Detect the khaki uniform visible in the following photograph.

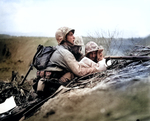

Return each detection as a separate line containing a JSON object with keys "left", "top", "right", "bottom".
{"left": 36, "top": 28, "right": 101, "bottom": 97}
{"left": 79, "top": 57, "right": 107, "bottom": 72}
{"left": 50, "top": 44, "right": 98, "bottom": 77}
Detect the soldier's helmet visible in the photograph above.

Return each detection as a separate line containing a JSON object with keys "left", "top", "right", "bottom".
{"left": 85, "top": 41, "right": 103, "bottom": 56}
{"left": 55, "top": 27, "right": 75, "bottom": 45}
{"left": 74, "top": 36, "right": 84, "bottom": 46}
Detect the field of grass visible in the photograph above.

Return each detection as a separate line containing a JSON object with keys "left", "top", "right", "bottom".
{"left": 0, "top": 35, "right": 57, "bottom": 81}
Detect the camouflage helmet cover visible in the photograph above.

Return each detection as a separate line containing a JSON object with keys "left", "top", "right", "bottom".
{"left": 55, "top": 27, "right": 75, "bottom": 44}
{"left": 85, "top": 41, "right": 103, "bottom": 55}
{"left": 74, "top": 36, "right": 84, "bottom": 46}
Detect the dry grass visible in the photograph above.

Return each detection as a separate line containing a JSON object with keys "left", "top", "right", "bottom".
{"left": 0, "top": 36, "right": 57, "bottom": 81}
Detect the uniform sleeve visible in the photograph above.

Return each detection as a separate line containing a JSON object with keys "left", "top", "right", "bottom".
{"left": 79, "top": 57, "right": 97, "bottom": 67}
{"left": 97, "top": 59, "right": 107, "bottom": 71}
{"left": 80, "top": 57, "right": 107, "bottom": 72}
{"left": 63, "top": 51, "right": 98, "bottom": 77}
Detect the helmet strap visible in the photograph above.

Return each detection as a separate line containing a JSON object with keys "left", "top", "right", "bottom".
{"left": 66, "top": 40, "right": 74, "bottom": 47}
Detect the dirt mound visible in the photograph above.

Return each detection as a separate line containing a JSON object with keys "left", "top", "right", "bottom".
{"left": 25, "top": 80, "right": 150, "bottom": 121}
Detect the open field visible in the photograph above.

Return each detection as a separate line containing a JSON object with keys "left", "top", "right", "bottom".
{"left": 0, "top": 35, "right": 57, "bottom": 81}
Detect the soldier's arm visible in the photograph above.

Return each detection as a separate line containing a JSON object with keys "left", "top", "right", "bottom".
{"left": 64, "top": 51, "right": 97, "bottom": 77}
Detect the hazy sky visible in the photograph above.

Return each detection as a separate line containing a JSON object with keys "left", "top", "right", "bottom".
{"left": 0, "top": 0, "right": 150, "bottom": 38}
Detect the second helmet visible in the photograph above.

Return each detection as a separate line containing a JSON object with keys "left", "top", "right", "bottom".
{"left": 85, "top": 41, "right": 103, "bottom": 55}
{"left": 74, "top": 36, "right": 84, "bottom": 46}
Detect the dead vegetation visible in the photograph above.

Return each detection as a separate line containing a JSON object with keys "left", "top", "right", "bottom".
{"left": 0, "top": 35, "right": 57, "bottom": 81}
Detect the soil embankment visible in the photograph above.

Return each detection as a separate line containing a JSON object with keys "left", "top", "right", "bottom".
{"left": 25, "top": 80, "right": 150, "bottom": 121}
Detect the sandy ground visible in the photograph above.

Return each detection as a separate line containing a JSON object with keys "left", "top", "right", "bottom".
{"left": 24, "top": 78, "right": 150, "bottom": 121}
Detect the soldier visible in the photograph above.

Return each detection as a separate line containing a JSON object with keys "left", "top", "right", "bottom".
{"left": 79, "top": 41, "right": 110, "bottom": 72}
{"left": 36, "top": 27, "right": 99, "bottom": 98}
{"left": 71, "top": 36, "right": 84, "bottom": 61}
{"left": 85, "top": 41, "right": 104, "bottom": 62}
{"left": 51, "top": 27, "right": 98, "bottom": 77}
